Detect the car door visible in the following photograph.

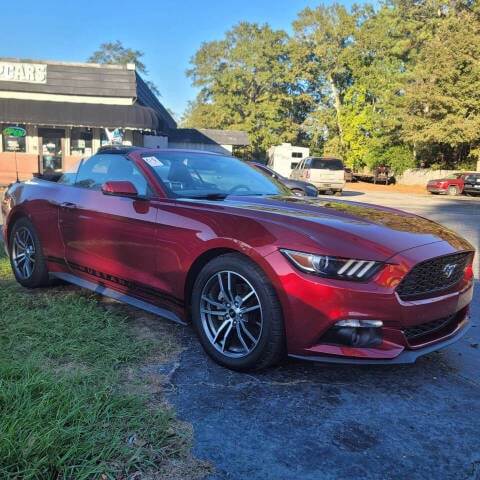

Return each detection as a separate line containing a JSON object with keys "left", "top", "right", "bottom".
{"left": 58, "top": 153, "right": 161, "bottom": 296}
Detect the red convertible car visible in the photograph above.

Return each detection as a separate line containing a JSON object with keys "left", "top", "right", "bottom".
{"left": 1, "top": 147, "right": 474, "bottom": 371}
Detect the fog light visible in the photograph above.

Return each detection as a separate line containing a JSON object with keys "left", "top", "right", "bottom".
{"left": 321, "top": 319, "right": 383, "bottom": 347}
{"left": 335, "top": 319, "right": 383, "bottom": 328}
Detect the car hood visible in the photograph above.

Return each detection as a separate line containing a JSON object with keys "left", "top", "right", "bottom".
{"left": 214, "top": 195, "right": 473, "bottom": 260}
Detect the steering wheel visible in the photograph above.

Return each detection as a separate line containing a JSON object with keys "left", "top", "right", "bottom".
{"left": 229, "top": 184, "right": 252, "bottom": 194}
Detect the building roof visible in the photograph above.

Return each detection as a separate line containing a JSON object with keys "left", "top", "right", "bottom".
{"left": 0, "top": 58, "right": 176, "bottom": 131}
{"left": 0, "top": 58, "right": 137, "bottom": 98}
{"left": 168, "top": 128, "right": 250, "bottom": 146}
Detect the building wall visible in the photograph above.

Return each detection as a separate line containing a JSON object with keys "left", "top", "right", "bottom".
{"left": 167, "top": 141, "right": 232, "bottom": 155}
{"left": 0, "top": 153, "right": 37, "bottom": 184}
{"left": 143, "top": 135, "right": 168, "bottom": 149}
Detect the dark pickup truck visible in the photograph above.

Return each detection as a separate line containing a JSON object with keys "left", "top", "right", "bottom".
{"left": 462, "top": 172, "right": 480, "bottom": 196}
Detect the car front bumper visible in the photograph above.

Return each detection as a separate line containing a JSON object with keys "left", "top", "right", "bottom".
{"left": 289, "top": 315, "right": 471, "bottom": 364}
{"left": 427, "top": 187, "right": 448, "bottom": 194}
{"left": 267, "top": 249, "right": 474, "bottom": 364}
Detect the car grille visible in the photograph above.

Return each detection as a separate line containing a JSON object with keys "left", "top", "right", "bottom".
{"left": 403, "top": 314, "right": 456, "bottom": 341}
{"left": 396, "top": 252, "right": 471, "bottom": 300}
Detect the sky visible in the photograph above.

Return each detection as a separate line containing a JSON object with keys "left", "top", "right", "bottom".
{"left": 1, "top": 0, "right": 361, "bottom": 122}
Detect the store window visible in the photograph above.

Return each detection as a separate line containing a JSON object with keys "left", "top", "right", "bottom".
{"left": 70, "top": 127, "right": 93, "bottom": 156}
{"left": 2, "top": 124, "right": 26, "bottom": 152}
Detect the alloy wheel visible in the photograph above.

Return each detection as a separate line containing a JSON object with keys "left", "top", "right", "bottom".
{"left": 199, "top": 270, "right": 263, "bottom": 358}
{"left": 12, "top": 226, "right": 37, "bottom": 280}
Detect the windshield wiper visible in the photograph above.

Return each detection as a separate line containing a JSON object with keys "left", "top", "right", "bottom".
{"left": 183, "top": 193, "right": 228, "bottom": 200}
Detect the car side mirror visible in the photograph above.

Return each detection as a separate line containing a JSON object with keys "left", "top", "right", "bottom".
{"left": 102, "top": 180, "right": 139, "bottom": 198}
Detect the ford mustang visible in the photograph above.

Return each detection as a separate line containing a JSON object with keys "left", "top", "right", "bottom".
{"left": 1, "top": 147, "right": 474, "bottom": 371}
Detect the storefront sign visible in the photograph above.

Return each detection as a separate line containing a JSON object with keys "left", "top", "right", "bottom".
{"left": 3, "top": 126, "right": 26, "bottom": 137}
{"left": 0, "top": 62, "right": 47, "bottom": 84}
{"left": 2, "top": 126, "right": 26, "bottom": 153}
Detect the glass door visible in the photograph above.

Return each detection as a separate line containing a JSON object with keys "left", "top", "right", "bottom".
{"left": 38, "top": 128, "right": 65, "bottom": 174}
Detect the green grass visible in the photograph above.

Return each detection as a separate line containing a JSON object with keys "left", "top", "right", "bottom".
{"left": 0, "top": 244, "right": 184, "bottom": 479}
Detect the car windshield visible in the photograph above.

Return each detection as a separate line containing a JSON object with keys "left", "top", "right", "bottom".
{"left": 141, "top": 152, "right": 285, "bottom": 198}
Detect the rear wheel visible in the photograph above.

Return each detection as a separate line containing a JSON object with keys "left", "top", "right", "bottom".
{"left": 191, "top": 253, "right": 285, "bottom": 371}
{"left": 9, "top": 218, "right": 50, "bottom": 288}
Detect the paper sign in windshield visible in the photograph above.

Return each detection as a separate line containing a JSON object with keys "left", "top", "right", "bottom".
{"left": 143, "top": 156, "right": 164, "bottom": 167}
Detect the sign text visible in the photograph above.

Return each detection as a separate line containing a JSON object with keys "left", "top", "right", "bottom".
{"left": 0, "top": 62, "right": 47, "bottom": 84}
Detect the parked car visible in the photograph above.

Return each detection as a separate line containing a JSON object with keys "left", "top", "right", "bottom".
{"left": 462, "top": 172, "right": 480, "bottom": 196}
{"left": 426, "top": 172, "right": 470, "bottom": 195}
{"left": 290, "top": 156, "right": 345, "bottom": 195}
{"left": 247, "top": 161, "right": 318, "bottom": 197}
{"left": 2, "top": 147, "right": 474, "bottom": 371}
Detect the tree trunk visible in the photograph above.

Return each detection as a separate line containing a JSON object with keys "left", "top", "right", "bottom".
{"left": 328, "top": 74, "right": 345, "bottom": 156}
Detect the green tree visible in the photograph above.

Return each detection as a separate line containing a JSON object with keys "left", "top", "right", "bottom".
{"left": 184, "top": 22, "right": 308, "bottom": 157}
{"left": 182, "top": 1, "right": 480, "bottom": 172}
{"left": 88, "top": 40, "right": 147, "bottom": 72}
{"left": 291, "top": 4, "right": 359, "bottom": 158}
{"left": 340, "top": 3, "right": 415, "bottom": 173}
{"left": 88, "top": 40, "right": 160, "bottom": 96}
{"left": 395, "top": 0, "right": 480, "bottom": 168}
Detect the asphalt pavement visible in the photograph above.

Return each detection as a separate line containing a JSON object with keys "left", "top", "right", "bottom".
{"left": 154, "top": 188, "right": 480, "bottom": 480}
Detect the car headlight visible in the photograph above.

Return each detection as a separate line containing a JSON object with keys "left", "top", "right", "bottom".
{"left": 280, "top": 249, "right": 384, "bottom": 281}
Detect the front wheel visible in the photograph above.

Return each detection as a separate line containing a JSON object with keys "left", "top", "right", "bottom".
{"left": 191, "top": 253, "right": 285, "bottom": 371}
{"left": 447, "top": 185, "right": 459, "bottom": 196}
{"left": 9, "top": 217, "right": 50, "bottom": 288}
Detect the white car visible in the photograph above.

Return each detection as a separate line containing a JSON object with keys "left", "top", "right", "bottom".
{"left": 290, "top": 157, "right": 345, "bottom": 195}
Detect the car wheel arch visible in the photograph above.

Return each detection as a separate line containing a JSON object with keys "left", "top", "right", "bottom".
{"left": 184, "top": 246, "right": 287, "bottom": 322}
{"left": 5, "top": 211, "right": 31, "bottom": 250}
{"left": 184, "top": 247, "right": 239, "bottom": 316}
{"left": 190, "top": 251, "right": 287, "bottom": 370}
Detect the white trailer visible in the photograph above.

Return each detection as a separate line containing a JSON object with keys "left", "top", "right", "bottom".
{"left": 266, "top": 143, "right": 309, "bottom": 178}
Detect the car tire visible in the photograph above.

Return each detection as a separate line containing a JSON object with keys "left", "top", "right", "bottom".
{"left": 191, "top": 253, "right": 286, "bottom": 371}
{"left": 334, "top": 190, "right": 343, "bottom": 196}
{"left": 447, "top": 185, "right": 460, "bottom": 196}
{"left": 9, "top": 217, "right": 50, "bottom": 288}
